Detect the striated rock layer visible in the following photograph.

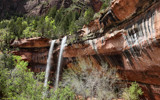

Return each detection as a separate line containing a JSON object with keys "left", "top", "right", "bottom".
{"left": 12, "top": 0, "right": 160, "bottom": 99}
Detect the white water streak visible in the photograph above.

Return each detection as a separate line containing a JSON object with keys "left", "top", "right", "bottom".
{"left": 55, "top": 36, "right": 67, "bottom": 90}
{"left": 43, "top": 40, "right": 56, "bottom": 96}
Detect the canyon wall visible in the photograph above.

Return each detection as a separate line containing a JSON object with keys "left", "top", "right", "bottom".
{"left": 12, "top": 0, "right": 160, "bottom": 99}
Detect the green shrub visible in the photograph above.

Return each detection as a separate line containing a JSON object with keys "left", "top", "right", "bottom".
{"left": 8, "top": 17, "right": 28, "bottom": 39}
{"left": 0, "top": 54, "right": 76, "bottom": 100}
{"left": 47, "top": 6, "right": 57, "bottom": 19}
{"left": 75, "top": 7, "right": 94, "bottom": 27}
{"left": 0, "top": 29, "right": 10, "bottom": 51}
{"left": 48, "top": 86, "right": 76, "bottom": 100}
{"left": 0, "top": 20, "right": 10, "bottom": 29}
{"left": 122, "top": 82, "right": 143, "bottom": 100}
{"left": 0, "top": 55, "right": 10, "bottom": 97}
{"left": 100, "top": 0, "right": 112, "bottom": 10}
{"left": 84, "top": 7, "right": 94, "bottom": 24}
{"left": 0, "top": 55, "right": 45, "bottom": 99}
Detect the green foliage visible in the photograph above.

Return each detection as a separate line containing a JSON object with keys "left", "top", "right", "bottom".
{"left": 0, "top": 53, "right": 15, "bottom": 97}
{"left": 100, "top": 0, "right": 112, "bottom": 10}
{"left": 53, "top": 8, "right": 79, "bottom": 35}
{"left": 0, "top": 53, "right": 15, "bottom": 69}
{"left": 8, "top": 17, "right": 28, "bottom": 39}
{"left": 0, "top": 55, "right": 45, "bottom": 99}
{"left": 0, "top": 20, "right": 10, "bottom": 29}
{"left": 75, "top": 7, "right": 94, "bottom": 27}
{"left": 0, "top": 3, "right": 95, "bottom": 40}
{"left": 46, "top": 6, "right": 94, "bottom": 36}
{"left": 122, "top": 82, "right": 143, "bottom": 100}
{"left": 49, "top": 86, "right": 76, "bottom": 100}
{"left": 47, "top": 6, "right": 57, "bottom": 18}
{"left": 0, "top": 54, "right": 76, "bottom": 100}
{"left": 36, "top": 16, "right": 57, "bottom": 38}
{"left": 84, "top": 7, "right": 94, "bottom": 24}
{"left": 0, "top": 20, "right": 15, "bottom": 51}
{"left": 22, "top": 17, "right": 40, "bottom": 38}
{"left": 0, "top": 58, "right": 10, "bottom": 97}
{"left": 0, "top": 29, "right": 10, "bottom": 50}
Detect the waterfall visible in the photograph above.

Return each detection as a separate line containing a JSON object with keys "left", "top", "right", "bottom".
{"left": 55, "top": 36, "right": 67, "bottom": 90}
{"left": 43, "top": 40, "right": 56, "bottom": 96}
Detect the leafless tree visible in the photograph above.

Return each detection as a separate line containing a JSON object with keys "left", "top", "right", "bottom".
{"left": 61, "top": 58, "right": 124, "bottom": 100}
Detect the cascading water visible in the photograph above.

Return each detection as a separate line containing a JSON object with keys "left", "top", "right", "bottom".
{"left": 43, "top": 40, "right": 56, "bottom": 96}
{"left": 55, "top": 36, "right": 67, "bottom": 90}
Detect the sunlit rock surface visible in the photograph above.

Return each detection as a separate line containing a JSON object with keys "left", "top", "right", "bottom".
{"left": 12, "top": 0, "right": 160, "bottom": 99}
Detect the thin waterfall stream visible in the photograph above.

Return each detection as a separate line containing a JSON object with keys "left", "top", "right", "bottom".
{"left": 43, "top": 40, "right": 56, "bottom": 96}
{"left": 55, "top": 36, "right": 67, "bottom": 90}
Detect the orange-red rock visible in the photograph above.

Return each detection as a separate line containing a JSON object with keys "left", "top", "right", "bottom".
{"left": 11, "top": 37, "right": 50, "bottom": 48}
{"left": 91, "top": 0, "right": 102, "bottom": 12}
{"left": 111, "top": 0, "right": 139, "bottom": 21}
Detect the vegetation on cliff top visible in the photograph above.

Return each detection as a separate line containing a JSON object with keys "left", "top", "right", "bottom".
{"left": 0, "top": 3, "right": 94, "bottom": 41}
